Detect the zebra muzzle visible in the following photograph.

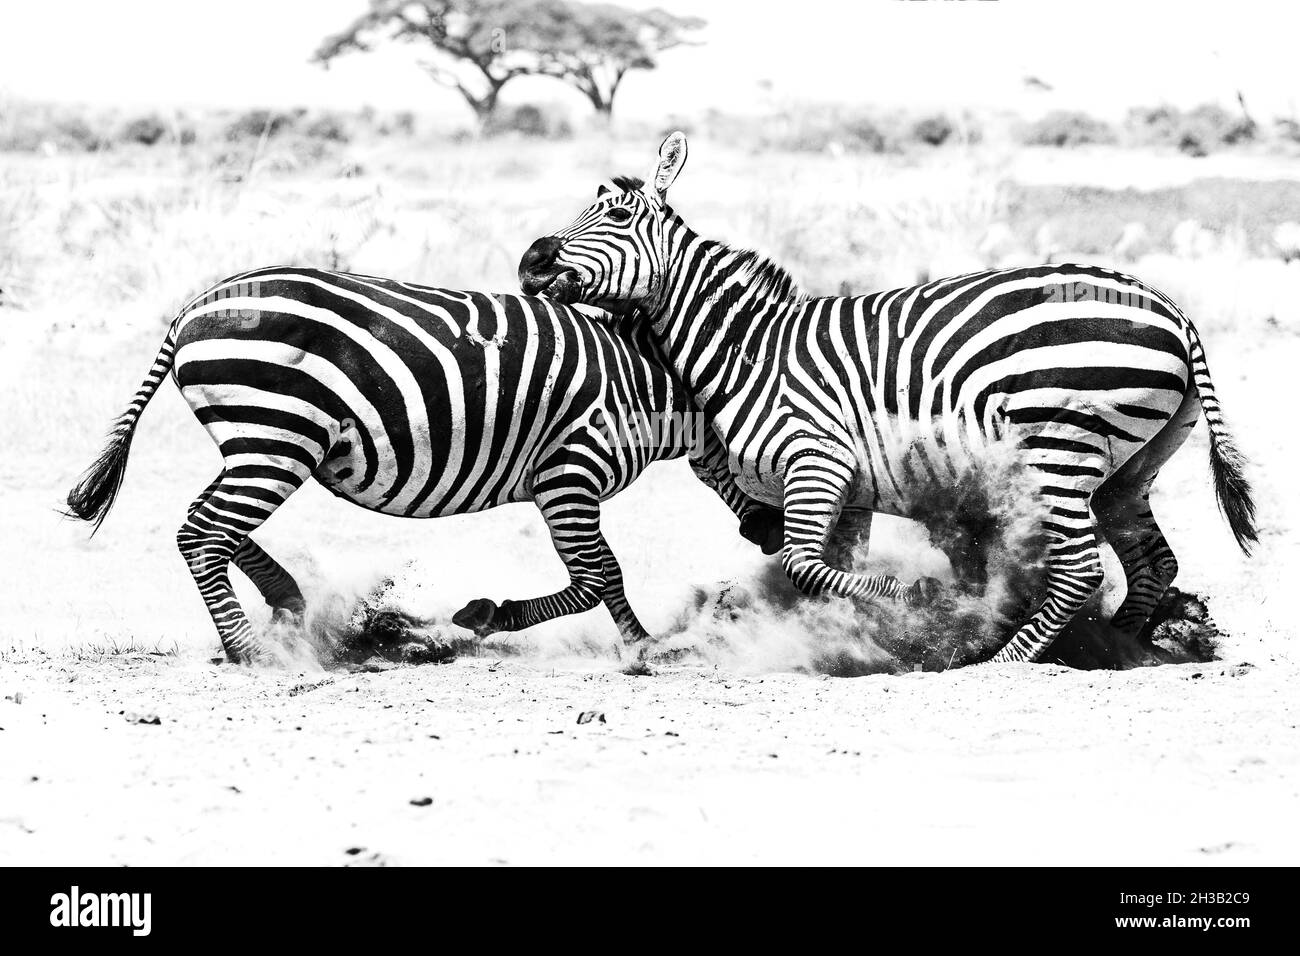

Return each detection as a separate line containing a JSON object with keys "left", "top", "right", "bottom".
{"left": 523, "top": 269, "right": 581, "bottom": 304}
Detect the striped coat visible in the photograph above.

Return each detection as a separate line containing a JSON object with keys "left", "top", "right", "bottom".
{"left": 66, "top": 266, "right": 775, "bottom": 661}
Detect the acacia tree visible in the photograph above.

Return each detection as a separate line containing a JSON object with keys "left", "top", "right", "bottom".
{"left": 533, "top": 3, "right": 705, "bottom": 118}
{"left": 314, "top": 0, "right": 564, "bottom": 123}
{"left": 315, "top": 0, "right": 704, "bottom": 123}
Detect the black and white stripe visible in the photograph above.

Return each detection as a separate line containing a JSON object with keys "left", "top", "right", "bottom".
{"left": 66, "top": 266, "right": 773, "bottom": 661}
{"left": 520, "top": 132, "right": 1258, "bottom": 664}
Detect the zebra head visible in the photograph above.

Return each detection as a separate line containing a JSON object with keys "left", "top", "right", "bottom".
{"left": 519, "top": 131, "right": 688, "bottom": 310}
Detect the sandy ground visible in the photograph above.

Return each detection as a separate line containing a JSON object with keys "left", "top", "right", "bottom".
{"left": 2, "top": 653, "right": 1296, "bottom": 866}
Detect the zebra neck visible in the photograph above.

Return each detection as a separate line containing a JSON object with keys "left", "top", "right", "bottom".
{"left": 648, "top": 231, "right": 802, "bottom": 410}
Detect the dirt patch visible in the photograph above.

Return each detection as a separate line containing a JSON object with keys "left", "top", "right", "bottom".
{"left": 1051, "top": 587, "right": 1224, "bottom": 669}
{"left": 3, "top": 653, "right": 1295, "bottom": 865}
{"left": 320, "top": 577, "right": 477, "bottom": 667}
{"left": 246, "top": 576, "right": 482, "bottom": 670}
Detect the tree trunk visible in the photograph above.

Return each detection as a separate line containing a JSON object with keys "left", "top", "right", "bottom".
{"left": 472, "top": 97, "right": 495, "bottom": 128}
{"left": 585, "top": 88, "right": 613, "bottom": 125}
{"left": 468, "top": 86, "right": 501, "bottom": 129}
{"left": 451, "top": 65, "right": 506, "bottom": 130}
{"left": 599, "top": 70, "right": 626, "bottom": 121}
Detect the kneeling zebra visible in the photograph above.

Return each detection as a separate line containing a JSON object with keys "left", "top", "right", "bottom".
{"left": 65, "top": 267, "right": 776, "bottom": 662}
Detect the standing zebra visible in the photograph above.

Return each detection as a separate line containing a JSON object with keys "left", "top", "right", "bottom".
{"left": 65, "top": 266, "right": 778, "bottom": 662}
{"left": 517, "top": 133, "right": 1257, "bottom": 664}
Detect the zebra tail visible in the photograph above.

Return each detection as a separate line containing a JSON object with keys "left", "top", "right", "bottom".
{"left": 1187, "top": 324, "right": 1258, "bottom": 555}
{"left": 64, "top": 320, "right": 180, "bottom": 533}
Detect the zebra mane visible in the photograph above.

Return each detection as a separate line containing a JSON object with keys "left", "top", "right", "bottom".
{"left": 690, "top": 244, "right": 806, "bottom": 341}
{"left": 718, "top": 246, "right": 806, "bottom": 308}
{"left": 611, "top": 175, "right": 645, "bottom": 192}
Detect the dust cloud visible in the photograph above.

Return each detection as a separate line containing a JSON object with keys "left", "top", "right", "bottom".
{"left": 254, "top": 440, "right": 1224, "bottom": 674}
{"left": 648, "top": 440, "right": 1223, "bottom": 673}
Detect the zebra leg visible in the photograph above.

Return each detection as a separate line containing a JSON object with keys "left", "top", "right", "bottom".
{"left": 1093, "top": 480, "right": 1178, "bottom": 638}
{"left": 824, "top": 509, "right": 874, "bottom": 571}
{"left": 232, "top": 541, "right": 306, "bottom": 620}
{"left": 929, "top": 511, "right": 996, "bottom": 594}
{"left": 780, "top": 453, "right": 940, "bottom": 604}
{"left": 738, "top": 505, "right": 784, "bottom": 554}
{"left": 1090, "top": 387, "right": 1197, "bottom": 639}
{"left": 178, "top": 464, "right": 309, "bottom": 662}
{"left": 985, "top": 396, "right": 1189, "bottom": 664}
{"left": 187, "top": 474, "right": 306, "bottom": 619}
{"left": 989, "top": 505, "right": 1105, "bottom": 664}
{"left": 689, "top": 433, "right": 783, "bottom": 553}
{"left": 597, "top": 533, "right": 651, "bottom": 645}
{"left": 452, "top": 482, "right": 607, "bottom": 637}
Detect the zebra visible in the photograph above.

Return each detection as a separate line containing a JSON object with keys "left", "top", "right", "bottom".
{"left": 65, "top": 266, "right": 779, "bottom": 662}
{"left": 516, "top": 132, "right": 1258, "bottom": 664}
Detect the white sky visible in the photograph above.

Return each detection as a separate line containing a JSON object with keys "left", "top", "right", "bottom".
{"left": 1, "top": 0, "right": 1297, "bottom": 121}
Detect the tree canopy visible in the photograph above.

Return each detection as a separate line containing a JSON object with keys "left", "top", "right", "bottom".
{"left": 315, "top": 0, "right": 704, "bottom": 122}
{"left": 530, "top": 2, "right": 705, "bottom": 116}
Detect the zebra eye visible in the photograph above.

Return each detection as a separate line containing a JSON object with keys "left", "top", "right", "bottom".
{"left": 607, "top": 207, "right": 633, "bottom": 224}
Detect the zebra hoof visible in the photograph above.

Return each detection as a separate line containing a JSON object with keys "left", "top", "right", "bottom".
{"left": 740, "top": 508, "right": 784, "bottom": 555}
{"left": 906, "top": 577, "right": 944, "bottom": 607}
{"left": 452, "top": 598, "right": 500, "bottom": 637}
{"left": 222, "top": 645, "right": 267, "bottom": 666}
{"left": 987, "top": 648, "right": 1029, "bottom": 665}
{"left": 980, "top": 655, "right": 1028, "bottom": 670}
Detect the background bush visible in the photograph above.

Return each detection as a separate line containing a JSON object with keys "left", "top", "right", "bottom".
{"left": 224, "top": 108, "right": 302, "bottom": 141}
{"left": 912, "top": 114, "right": 954, "bottom": 147}
{"left": 303, "top": 112, "right": 352, "bottom": 142}
{"left": 118, "top": 114, "right": 169, "bottom": 146}
{"left": 1021, "top": 110, "right": 1116, "bottom": 148}
{"left": 484, "top": 103, "right": 573, "bottom": 139}
{"left": 1126, "top": 103, "right": 1256, "bottom": 155}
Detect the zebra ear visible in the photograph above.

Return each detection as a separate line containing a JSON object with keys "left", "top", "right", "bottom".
{"left": 597, "top": 184, "right": 612, "bottom": 198}
{"left": 652, "top": 131, "right": 688, "bottom": 198}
